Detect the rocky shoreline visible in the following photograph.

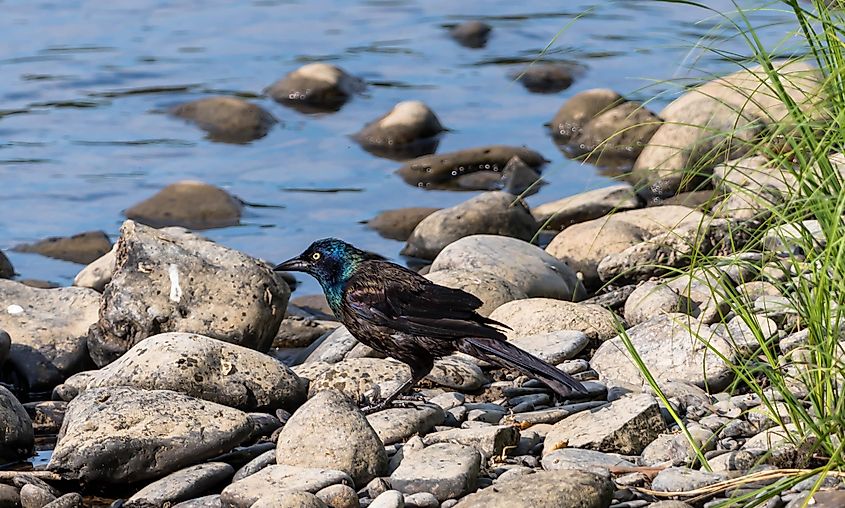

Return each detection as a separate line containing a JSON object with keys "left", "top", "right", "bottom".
{"left": 1, "top": 34, "right": 842, "bottom": 508}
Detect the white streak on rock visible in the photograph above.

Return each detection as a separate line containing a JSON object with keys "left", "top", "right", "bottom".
{"left": 168, "top": 264, "right": 183, "bottom": 303}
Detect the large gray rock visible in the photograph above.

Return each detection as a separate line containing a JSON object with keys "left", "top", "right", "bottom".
{"left": 221, "top": 465, "right": 352, "bottom": 508}
{"left": 402, "top": 192, "right": 537, "bottom": 260}
{"left": 541, "top": 448, "right": 635, "bottom": 475}
{"left": 422, "top": 425, "right": 519, "bottom": 459}
{"left": 454, "top": 469, "right": 614, "bottom": 508}
{"left": 550, "top": 88, "right": 624, "bottom": 143}
{"left": 567, "top": 101, "right": 661, "bottom": 161}
{"left": 424, "top": 269, "right": 527, "bottom": 317}
{"left": 13, "top": 230, "right": 112, "bottom": 265}
{"left": 295, "top": 358, "right": 406, "bottom": 401}
{"left": 623, "top": 281, "right": 689, "bottom": 326}
{"left": 546, "top": 205, "right": 706, "bottom": 289}
{"left": 431, "top": 235, "right": 585, "bottom": 301}
{"left": 171, "top": 97, "right": 276, "bottom": 143}
{"left": 49, "top": 387, "right": 251, "bottom": 483}
{"left": 302, "top": 326, "right": 374, "bottom": 364}
{"left": 508, "top": 330, "right": 589, "bottom": 364}
{"left": 710, "top": 155, "right": 792, "bottom": 220}
{"left": 367, "top": 404, "right": 445, "bottom": 445}
{"left": 0, "top": 280, "right": 100, "bottom": 391}
{"left": 266, "top": 63, "right": 363, "bottom": 113}
{"left": 125, "top": 181, "right": 243, "bottom": 230}
{"left": 81, "top": 333, "right": 307, "bottom": 411}
{"left": 591, "top": 314, "right": 734, "bottom": 391}
{"left": 0, "top": 385, "right": 33, "bottom": 463}
{"left": 488, "top": 298, "right": 618, "bottom": 342}
{"left": 89, "top": 221, "right": 288, "bottom": 367}
{"left": 532, "top": 184, "right": 640, "bottom": 231}
{"left": 252, "top": 492, "right": 328, "bottom": 508}
{"left": 632, "top": 61, "right": 823, "bottom": 199}
{"left": 125, "top": 462, "right": 234, "bottom": 507}
{"left": 276, "top": 390, "right": 387, "bottom": 487}
{"left": 396, "top": 146, "right": 547, "bottom": 188}
{"left": 543, "top": 394, "right": 666, "bottom": 455}
{"left": 390, "top": 443, "right": 481, "bottom": 501}
{"left": 353, "top": 101, "right": 444, "bottom": 159}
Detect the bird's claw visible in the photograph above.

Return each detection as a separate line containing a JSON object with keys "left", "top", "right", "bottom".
{"left": 360, "top": 394, "right": 427, "bottom": 414}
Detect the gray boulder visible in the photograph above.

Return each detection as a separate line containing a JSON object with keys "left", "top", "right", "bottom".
{"left": 222, "top": 465, "right": 351, "bottom": 508}
{"left": 171, "top": 97, "right": 276, "bottom": 143}
{"left": 49, "top": 387, "right": 251, "bottom": 483}
{"left": 532, "top": 184, "right": 640, "bottom": 231}
{"left": 82, "top": 333, "right": 307, "bottom": 411}
{"left": 353, "top": 101, "right": 444, "bottom": 159}
{"left": 550, "top": 88, "right": 624, "bottom": 143}
{"left": 541, "top": 448, "right": 635, "bottom": 475}
{"left": 567, "top": 101, "right": 661, "bottom": 161}
{"left": 591, "top": 314, "right": 734, "bottom": 391}
{"left": 431, "top": 235, "right": 585, "bottom": 301}
{"left": 0, "top": 385, "right": 34, "bottom": 463}
{"left": 0, "top": 280, "right": 100, "bottom": 391}
{"left": 487, "top": 298, "right": 618, "bottom": 342}
{"left": 396, "top": 146, "right": 546, "bottom": 188}
{"left": 623, "top": 281, "right": 690, "bottom": 326}
{"left": 402, "top": 192, "right": 537, "bottom": 260}
{"left": 454, "top": 469, "right": 613, "bottom": 508}
{"left": 125, "top": 462, "right": 234, "bottom": 507}
{"left": 88, "top": 221, "right": 288, "bottom": 366}
{"left": 543, "top": 393, "right": 666, "bottom": 455}
{"left": 367, "top": 404, "right": 445, "bottom": 445}
{"left": 422, "top": 425, "right": 519, "bottom": 459}
{"left": 275, "top": 390, "right": 388, "bottom": 487}
{"left": 390, "top": 443, "right": 481, "bottom": 501}
{"left": 266, "top": 63, "right": 363, "bottom": 112}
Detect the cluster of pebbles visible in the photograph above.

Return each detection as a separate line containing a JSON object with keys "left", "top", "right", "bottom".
{"left": 0, "top": 15, "right": 841, "bottom": 508}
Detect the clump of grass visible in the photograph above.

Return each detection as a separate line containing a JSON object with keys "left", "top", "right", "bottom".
{"left": 600, "top": 1, "right": 845, "bottom": 506}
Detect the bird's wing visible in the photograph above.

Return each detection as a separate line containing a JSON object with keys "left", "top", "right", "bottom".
{"left": 345, "top": 261, "right": 508, "bottom": 341}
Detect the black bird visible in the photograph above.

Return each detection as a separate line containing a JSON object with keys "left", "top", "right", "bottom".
{"left": 275, "top": 238, "right": 587, "bottom": 412}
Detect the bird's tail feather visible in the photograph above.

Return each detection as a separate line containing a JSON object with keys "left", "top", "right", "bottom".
{"left": 457, "top": 336, "right": 588, "bottom": 397}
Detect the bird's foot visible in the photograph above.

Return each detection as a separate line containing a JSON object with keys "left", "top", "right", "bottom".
{"left": 360, "top": 393, "right": 427, "bottom": 414}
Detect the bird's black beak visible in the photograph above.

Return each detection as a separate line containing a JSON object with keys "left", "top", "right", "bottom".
{"left": 273, "top": 257, "right": 308, "bottom": 272}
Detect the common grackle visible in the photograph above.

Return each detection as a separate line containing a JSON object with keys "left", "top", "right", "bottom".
{"left": 275, "top": 238, "right": 587, "bottom": 412}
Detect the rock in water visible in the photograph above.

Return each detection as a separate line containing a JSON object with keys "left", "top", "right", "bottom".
{"left": 275, "top": 390, "right": 387, "bottom": 487}
{"left": 510, "top": 63, "right": 582, "bottom": 94}
{"left": 83, "top": 333, "right": 307, "bottom": 411}
{"left": 266, "top": 63, "right": 364, "bottom": 113}
{"left": 0, "top": 385, "right": 34, "bottom": 463}
{"left": 397, "top": 145, "right": 547, "bottom": 188}
{"left": 550, "top": 89, "right": 625, "bottom": 143}
{"left": 170, "top": 96, "right": 276, "bottom": 143}
{"left": 0, "top": 280, "right": 100, "bottom": 391}
{"left": 353, "top": 101, "right": 445, "bottom": 160}
{"left": 532, "top": 184, "right": 640, "bottom": 231}
{"left": 364, "top": 207, "right": 441, "bottom": 241}
{"left": 402, "top": 192, "right": 538, "bottom": 260}
{"left": 49, "top": 387, "right": 252, "bottom": 483}
{"left": 124, "top": 180, "right": 243, "bottom": 230}
{"left": 88, "top": 221, "right": 288, "bottom": 367}
{"left": 450, "top": 20, "right": 491, "bottom": 49}
{"left": 0, "top": 250, "right": 13, "bottom": 279}
{"left": 13, "top": 231, "right": 112, "bottom": 265}
{"left": 454, "top": 470, "right": 613, "bottom": 508}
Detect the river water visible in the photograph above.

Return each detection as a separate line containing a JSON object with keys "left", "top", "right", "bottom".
{"left": 0, "top": 0, "right": 796, "bottom": 295}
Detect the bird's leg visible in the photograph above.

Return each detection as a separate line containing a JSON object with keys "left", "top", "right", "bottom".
{"left": 361, "top": 362, "right": 431, "bottom": 414}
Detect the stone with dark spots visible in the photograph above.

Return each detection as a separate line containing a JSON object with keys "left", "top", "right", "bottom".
{"left": 396, "top": 146, "right": 547, "bottom": 188}
{"left": 124, "top": 180, "right": 243, "bottom": 230}
{"left": 266, "top": 63, "right": 364, "bottom": 113}
{"left": 88, "top": 221, "right": 288, "bottom": 367}
{"left": 48, "top": 387, "right": 252, "bottom": 483}
{"left": 171, "top": 96, "right": 276, "bottom": 143}
{"left": 449, "top": 20, "right": 491, "bottom": 48}
{"left": 13, "top": 231, "right": 112, "bottom": 265}
{"left": 364, "top": 208, "right": 441, "bottom": 241}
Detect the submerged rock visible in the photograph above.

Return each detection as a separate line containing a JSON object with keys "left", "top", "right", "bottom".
{"left": 171, "top": 96, "right": 276, "bottom": 143}
{"left": 88, "top": 221, "right": 288, "bottom": 366}
{"left": 353, "top": 101, "right": 445, "bottom": 160}
{"left": 266, "top": 63, "right": 364, "bottom": 113}
{"left": 453, "top": 156, "right": 545, "bottom": 195}
{"left": 402, "top": 192, "right": 538, "bottom": 260}
{"left": 449, "top": 20, "right": 491, "bottom": 49}
{"left": 0, "top": 385, "right": 34, "bottom": 463}
{"left": 510, "top": 62, "right": 582, "bottom": 94}
{"left": 396, "top": 145, "right": 547, "bottom": 188}
{"left": 81, "top": 333, "right": 307, "bottom": 411}
{"left": 49, "top": 387, "right": 252, "bottom": 483}
{"left": 365, "top": 207, "right": 441, "bottom": 241}
{"left": 13, "top": 231, "right": 112, "bottom": 265}
{"left": 431, "top": 235, "right": 585, "bottom": 301}
{"left": 124, "top": 180, "right": 243, "bottom": 230}
{"left": 275, "top": 390, "right": 387, "bottom": 487}
{"left": 0, "top": 280, "right": 100, "bottom": 391}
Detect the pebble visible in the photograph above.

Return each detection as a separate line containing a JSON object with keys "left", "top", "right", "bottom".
{"left": 403, "top": 492, "right": 439, "bottom": 508}
{"left": 316, "top": 484, "right": 360, "bottom": 508}
{"left": 487, "top": 298, "right": 617, "bottom": 341}
{"left": 369, "top": 490, "right": 404, "bottom": 508}
{"left": 233, "top": 449, "right": 276, "bottom": 482}
{"left": 651, "top": 467, "right": 726, "bottom": 492}
{"left": 366, "top": 208, "right": 441, "bottom": 242}
{"left": 541, "top": 447, "right": 635, "bottom": 475}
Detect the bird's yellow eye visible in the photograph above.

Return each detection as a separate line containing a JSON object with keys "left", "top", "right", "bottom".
{"left": 311, "top": 252, "right": 321, "bottom": 261}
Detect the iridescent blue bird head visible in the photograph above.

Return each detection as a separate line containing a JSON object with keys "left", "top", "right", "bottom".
{"left": 274, "top": 238, "right": 384, "bottom": 309}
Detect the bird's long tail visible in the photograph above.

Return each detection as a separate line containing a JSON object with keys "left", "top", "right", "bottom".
{"left": 457, "top": 336, "right": 588, "bottom": 397}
